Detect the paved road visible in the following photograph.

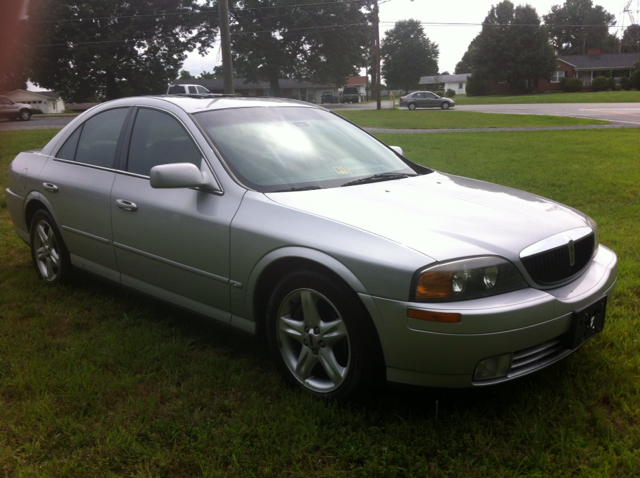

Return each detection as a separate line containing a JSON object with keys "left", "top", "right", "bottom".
{"left": 325, "top": 101, "right": 640, "bottom": 125}
{"left": 0, "top": 115, "right": 75, "bottom": 131}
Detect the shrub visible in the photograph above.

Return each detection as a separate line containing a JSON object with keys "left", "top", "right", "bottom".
{"left": 466, "top": 76, "right": 488, "bottom": 96}
{"left": 614, "top": 84, "right": 622, "bottom": 91}
{"left": 433, "top": 89, "right": 445, "bottom": 96}
{"left": 559, "top": 76, "right": 569, "bottom": 91}
{"left": 631, "top": 70, "right": 640, "bottom": 89}
{"left": 563, "top": 78, "right": 583, "bottom": 92}
{"left": 620, "top": 76, "right": 631, "bottom": 90}
{"left": 31, "top": 108, "right": 44, "bottom": 114}
{"left": 591, "top": 76, "right": 609, "bottom": 92}
{"left": 445, "top": 89, "right": 456, "bottom": 98}
{"left": 608, "top": 77, "right": 616, "bottom": 90}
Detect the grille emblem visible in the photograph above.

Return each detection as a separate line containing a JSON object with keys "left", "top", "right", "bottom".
{"left": 568, "top": 240, "right": 575, "bottom": 266}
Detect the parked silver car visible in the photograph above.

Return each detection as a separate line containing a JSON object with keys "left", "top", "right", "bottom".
{"left": 6, "top": 95, "right": 616, "bottom": 399}
{"left": 0, "top": 95, "right": 33, "bottom": 121}
{"left": 399, "top": 91, "right": 455, "bottom": 110}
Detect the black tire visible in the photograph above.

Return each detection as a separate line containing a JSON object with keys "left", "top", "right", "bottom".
{"left": 29, "top": 209, "right": 72, "bottom": 284}
{"left": 441, "top": 102, "right": 450, "bottom": 110}
{"left": 266, "top": 270, "right": 384, "bottom": 399}
{"left": 408, "top": 103, "right": 417, "bottom": 110}
{"left": 19, "top": 109, "right": 32, "bottom": 121}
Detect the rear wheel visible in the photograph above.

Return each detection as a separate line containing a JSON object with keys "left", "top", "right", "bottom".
{"left": 30, "top": 210, "right": 72, "bottom": 284}
{"left": 266, "top": 270, "right": 383, "bottom": 399}
{"left": 408, "top": 103, "right": 417, "bottom": 110}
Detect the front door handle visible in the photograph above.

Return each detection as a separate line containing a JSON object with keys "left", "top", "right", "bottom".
{"left": 116, "top": 199, "right": 138, "bottom": 211}
{"left": 42, "top": 182, "right": 59, "bottom": 193}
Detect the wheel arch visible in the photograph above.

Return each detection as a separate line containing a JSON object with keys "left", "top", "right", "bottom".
{"left": 248, "top": 247, "right": 369, "bottom": 334}
{"left": 24, "top": 193, "right": 54, "bottom": 235}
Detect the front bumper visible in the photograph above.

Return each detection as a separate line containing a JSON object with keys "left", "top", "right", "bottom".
{"left": 361, "top": 245, "right": 617, "bottom": 388}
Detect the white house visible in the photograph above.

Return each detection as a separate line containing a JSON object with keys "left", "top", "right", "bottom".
{"left": 5, "top": 89, "right": 65, "bottom": 114}
{"left": 419, "top": 73, "right": 470, "bottom": 95}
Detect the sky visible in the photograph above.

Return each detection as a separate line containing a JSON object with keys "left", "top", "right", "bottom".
{"left": 180, "top": 0, "right": 634, "bottom": 78}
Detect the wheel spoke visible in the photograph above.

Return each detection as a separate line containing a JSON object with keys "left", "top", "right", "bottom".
{"left": 318, "top": 350, "right": 346, "bottom": 386}
{"left": 319, "top": 318, "right": 348, "bottom": 346}
{"left": 50, "top": 249, "right": 60, "bottom": 269}
{"left": 36, "top": 246, "right": 48, "bottom": 261}
{"left": 300, "top": 290, "right": 321, "bottom": 328}
{"left": 36, "top": 223, "right": 48, "bottom": 245}
{"left": 46, "top": 229, "right": 56, "bottom": 248}
{"left": 45, "top": 257, "right": 54, "bottom": 279}
{"left": 294, "top": 346, "right": 318, "bottom": 380}
{"left": 279, "top": 315, "right": 305, "bottom": 343}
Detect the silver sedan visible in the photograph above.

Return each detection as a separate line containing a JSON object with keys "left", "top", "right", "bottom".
{"left": 399, "top": 91, "right": 455, "bottom": 110}
{"left": 6, "top": 95, "right": 616, "bottom": 399}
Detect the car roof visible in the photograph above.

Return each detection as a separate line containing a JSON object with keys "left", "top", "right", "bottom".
{"left": 117, "top": 95, "right": 319, "bottom": 114}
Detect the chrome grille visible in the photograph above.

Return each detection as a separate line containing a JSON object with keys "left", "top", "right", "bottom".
{"left": 508, "top": 339, "right": 567, "bottom": 378}
{"left": 521, "top": 233, "right": 594, "bottom": 286}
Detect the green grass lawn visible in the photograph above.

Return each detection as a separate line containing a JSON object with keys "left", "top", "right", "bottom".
{"left": 452, "top": 90, "right": 640, "bottom": 105}
{"left": 1, "top": 128, "right": 639, "bottom": 477}
{"left": 338, "top": 109, "right": 608, "bottom": 129}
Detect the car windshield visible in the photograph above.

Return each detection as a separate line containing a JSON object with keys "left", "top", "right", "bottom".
{"left": 194, "top": 107, "right": 419, "bottom": 192}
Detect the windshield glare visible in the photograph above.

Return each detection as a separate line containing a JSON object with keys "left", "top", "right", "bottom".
{"left": 194, "top": 107, "right": 417, "bottom": 192}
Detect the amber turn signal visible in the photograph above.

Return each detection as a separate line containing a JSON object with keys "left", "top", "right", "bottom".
{"left": 407, "top": 308, "right": 461, "bottom": 323}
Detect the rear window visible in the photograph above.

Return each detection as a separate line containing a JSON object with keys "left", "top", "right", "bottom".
{"left": 343, "top": 87, "right": 358, "bottom": 94}
{"left": 167, "top": 86, "right": 186, "bottom": 94}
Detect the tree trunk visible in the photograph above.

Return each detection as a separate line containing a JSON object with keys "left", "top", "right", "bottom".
{"left": 105, "top": 66, "right": 119, "bottom": 100}
{"left": 268, "top": 69, "right": 282, "bottom": 97}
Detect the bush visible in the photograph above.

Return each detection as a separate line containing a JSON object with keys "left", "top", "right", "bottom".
{"left": 614, "top": 84, "right": 622, "bottom": 91}
{"left": 620, "top": 76, "right": 631, "bottom": 90}
{"left": 445, "top": 89, "right": 456, "bottom": 98}
{"left": 559, "top": 76, "right": 569, "bottom": 91}
{"left": 433, "top": 89, "right": 445, "bottom": 96}
{"left": 466, "top": 76, "right": 488, "bottom": 96}
{"left": 31, "top": 108, "right": 44, "bottom": 115}
{"left": 608, "top": 77, "right": 616, "bottom": 90}
{"left": 631, "top": 70, "right": 640, "bottom": 89}
{"left": 562, "top": 78, "right": 583, "bottom": 92}
{"left": 591, "top": 76, "right": 609, "bottom": 92}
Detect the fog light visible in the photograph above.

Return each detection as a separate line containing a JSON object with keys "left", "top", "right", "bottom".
{"left": 473, "top": 354, "right": 512, "bottom": 381}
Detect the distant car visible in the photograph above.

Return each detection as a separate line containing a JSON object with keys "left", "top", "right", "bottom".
{"left": 167, "top": 84, "right": 212, "bottom": 95}
{"left": 400, "top": 91, "right": 455, "bottom": 110}
{"left": 0, "top": 95, "right": 33, "bottom": 121}
{"left": 6, "top": 95, "right": 617, "bottom": 400}
{"left": 340, "top": 87, "right": 360, "bottom": 104}
{"left": 320, "top": 92, "right": 338, "bottom": 104}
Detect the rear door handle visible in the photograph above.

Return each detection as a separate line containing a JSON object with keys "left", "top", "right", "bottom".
{"left": 42, "top": 182, "right": 58, "bottom": 193}
{"left": 116, "top": 199, "right": 138, "bottom": 211}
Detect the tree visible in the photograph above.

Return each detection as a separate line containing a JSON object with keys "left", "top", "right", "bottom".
{"left": 455, "top": 37, "right": 478, "bottom": 74}
{"left": 229, "top": 0, "right": 369, "bottom": 96}
{"left": 543, "top": 0, "right": 617, "bottom": 55}
{"left": 466, "top": 1, "right": 557, "bottom": 93}
{"left": 179, "top": 70, "right": 195, "bottom": 80}
{"left": 27, "top": 0, "right": 217, "bottom": 102}
{"left": 0, "top": 0, "right": 29, "bottom": 92}
{"left": 380, "top": 19, "right": 439, "bottom": 93}
{"left": 620, "top": 24, "right": 640, "bottom": 53}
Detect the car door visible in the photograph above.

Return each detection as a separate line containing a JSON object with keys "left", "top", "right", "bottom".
{"left": 412, "top": 93, "right": 427, "bottom": 107}
{"left": 110, "top": 106, "right": 241, "bottom": 322}
{"left": 0, "top": 96, "right": 18, "bottom": 118}
{"left": 425, "top": 92, "right": 439, "bottom": 107}
{"left": 37, "top": 107, "right": 130, "bottom": 280}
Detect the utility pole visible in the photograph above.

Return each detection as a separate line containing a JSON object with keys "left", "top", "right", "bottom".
{"left": 374, "top": 0, "right": 381, "bottom": 110}
{"left": 219, "top": 0, "right": 234, "bottom": 94}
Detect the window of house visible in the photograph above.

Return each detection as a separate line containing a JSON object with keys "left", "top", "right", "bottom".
{"left": 497, "top": 79, "right": 507, "bottom": 84}
{"left": 551, "top": 71, "right": 566, "bottom": 83}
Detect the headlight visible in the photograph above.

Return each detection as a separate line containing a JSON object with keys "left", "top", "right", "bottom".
{"left": 412, "top": 256, "right": 527, "bottom": 302}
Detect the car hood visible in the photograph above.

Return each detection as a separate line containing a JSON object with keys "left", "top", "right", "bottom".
{"left": 265, "top": 171, "right": 589, "bottom": 262}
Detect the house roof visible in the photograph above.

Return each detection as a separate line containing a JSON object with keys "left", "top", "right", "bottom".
{"left": 6, "top": 89, "right": 61, "bottom": 100}
{"left": 419, "top": 73, "right": 470, "bottom": 84}
{"left": 558, "top": 53, "right": 638, "bottom": 70}
{"left": 346, "top": 76, "right": 367, "bottom": 86}
{"left": 173, "top": 78, "right": 334, "bottom": 90}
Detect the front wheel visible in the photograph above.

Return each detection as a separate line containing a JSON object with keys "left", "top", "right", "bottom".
{"left": 408, "top": 103, "right": 417, "bottom": 110}
{"left": 30, "top": 209, "right": 72, "bottom": 284}
{"left": 441, "top": 102, "right": 450, "bottom": 110}
{"left": 19, "top": 109, "right": 32, "bottom": 121}
{"left": 266, "top": 271, "right": 383, "bottom": 399}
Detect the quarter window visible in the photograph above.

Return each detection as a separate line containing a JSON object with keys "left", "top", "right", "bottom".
{"left": 126, "top": 108, "right": 202, "bottom": 176}
{"left": 56, "top": 108, "right": 129, "bottom": 167}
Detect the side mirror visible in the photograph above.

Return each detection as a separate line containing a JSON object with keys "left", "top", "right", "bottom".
{"left": 150, "top": 163, "right": 218, "bottom": 190}
{"left": 389, "top": 146, "right": 404, "bottom": 156}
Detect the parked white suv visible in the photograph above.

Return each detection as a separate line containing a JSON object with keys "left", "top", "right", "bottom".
{"left": 167, "top": 84, "right": 212, "bottom": 95}
{"left": 0, "top": 95, "right": 33, "bottom": 121}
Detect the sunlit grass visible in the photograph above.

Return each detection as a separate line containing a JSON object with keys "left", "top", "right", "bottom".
{"left": 338, "top": 109, "right": 607, "bottom": 129}
{"left": 453, "top": 90, "right": 640, "bottom": 105}
{"left": 1, "top": 128, "right": 639, "bottom": 477}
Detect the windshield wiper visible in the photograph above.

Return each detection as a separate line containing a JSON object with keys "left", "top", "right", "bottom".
{"left": 341, "top": 173, "right": 415, "bottom": 187}
{"left": 272, "top": 185, "right": 323, "bottom": 192}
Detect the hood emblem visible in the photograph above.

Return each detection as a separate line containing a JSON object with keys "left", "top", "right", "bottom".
{"left": 568, "top": 240, "right": 576, "bottom": 266}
